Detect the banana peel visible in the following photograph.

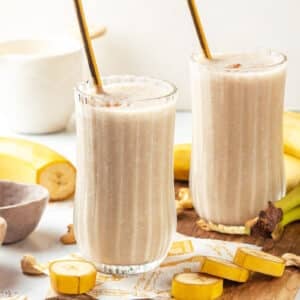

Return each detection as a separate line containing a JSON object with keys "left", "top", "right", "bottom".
{"left": 0, "top": 137, "right": 75, "bottom": 201}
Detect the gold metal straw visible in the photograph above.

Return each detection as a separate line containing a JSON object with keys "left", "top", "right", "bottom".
{"left": 73, "top": 0, "right": 104, "bottom": 93}
{"left": 187, "top": 0, "right": 212, "bottom": 59}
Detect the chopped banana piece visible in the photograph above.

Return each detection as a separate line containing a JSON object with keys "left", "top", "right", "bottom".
{"left": 234, "top": 248, "right": 285, "bottom": 277}
{"left": 49, "top": 260, "right": 97, "bottom": 295}
{"left": 169, "top": 240, "right": 194, "bottom": 256}
{"left": 200, "top": 256, "right": 250, "bottom": 282}
{"left": 172, "top": 272, "right": 223, "bottom": 300}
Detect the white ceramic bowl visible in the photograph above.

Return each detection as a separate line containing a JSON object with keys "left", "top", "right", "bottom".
{"left": 0, "top": 25, "right": 105, "bottom": 134}
{"left": 0, "top": 38, "right": 83, "bottom": 134}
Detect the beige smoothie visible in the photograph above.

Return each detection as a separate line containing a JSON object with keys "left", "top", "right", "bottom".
{"left": 74, "top": 76, "right": 177, "bottom": 274}
{"left": 190, "top": 51, "right": 287, "bottom": 225}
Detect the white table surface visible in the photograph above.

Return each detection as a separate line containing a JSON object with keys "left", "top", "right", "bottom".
{"left": 0, "top": 112, "right": 192, "bottom": 300}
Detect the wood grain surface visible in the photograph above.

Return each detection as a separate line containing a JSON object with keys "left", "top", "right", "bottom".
{"left": 176, "top": 182, "right": 300, "bottom": 300}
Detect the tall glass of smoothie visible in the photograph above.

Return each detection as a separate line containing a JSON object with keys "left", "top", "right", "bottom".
{"left": 74, "top": 75, "right": 177, "bottom": 274}
{"left": 190, "top": 50, "right": 287, "bottom": 225}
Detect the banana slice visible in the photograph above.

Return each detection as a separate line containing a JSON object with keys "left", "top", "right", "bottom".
{"left": 172, "top": 272, "right": 223, "bottom": 300}
{"left": 38, "top": 162, "right": 75, "bottom": 201}
{"left": 200, "top": 256, "right": 249, "bottom": 282}
{"left": 168, "top": 240, "right": 194, "bottom": 256}
{"left": 234, "top": 248, "right": 285, "bottom": 277}
{"left": 49, "top": 260, "right": 97, "bottom": 295}
{"left": 0, "top": 137, "right": 75, "bottom": 201}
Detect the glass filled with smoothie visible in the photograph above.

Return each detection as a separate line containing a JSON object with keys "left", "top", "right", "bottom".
{"left": 190, "top": 50, "right": 287, "bottom": 225}
{"left": 74, "top": 75, "right": 177, "bottom": 274}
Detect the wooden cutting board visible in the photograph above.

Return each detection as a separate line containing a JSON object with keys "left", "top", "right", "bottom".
{"left": 176, "top": 183, "right": 300, "bottom": 300}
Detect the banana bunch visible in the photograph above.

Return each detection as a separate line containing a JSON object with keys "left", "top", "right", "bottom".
{"left": 0, "top": 137, "right": 75, "bottom": 201}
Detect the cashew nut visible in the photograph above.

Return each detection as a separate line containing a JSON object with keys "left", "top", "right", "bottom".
{"left": 60, "top": 224, "right": 76, "bottom": 245}
{"left": 21, "top": 254, "right": 44, "bottom": 276}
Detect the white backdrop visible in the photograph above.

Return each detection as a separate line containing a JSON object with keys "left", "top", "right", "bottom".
{"left": 0, "top": 0, "right": 299, "bottom": 110}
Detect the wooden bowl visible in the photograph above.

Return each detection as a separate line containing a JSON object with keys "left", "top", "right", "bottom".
{"left": 0, "top": 180, "right": 49, "bottom": 244}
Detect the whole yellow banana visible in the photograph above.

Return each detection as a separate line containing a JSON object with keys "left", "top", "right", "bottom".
{"left": 0, "top": 137, "right": 75, "bottom": 201}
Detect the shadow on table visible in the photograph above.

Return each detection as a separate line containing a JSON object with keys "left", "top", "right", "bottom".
{"left": 3, "top": 228, "right": 69, "bottom": 254}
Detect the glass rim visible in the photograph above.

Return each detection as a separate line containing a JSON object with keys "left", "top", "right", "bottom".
{"left": 75, "top": 75, "right": 178, "bottom": 103}
{"left": 190, "top": 49, "right": 287, "bottom": 72}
